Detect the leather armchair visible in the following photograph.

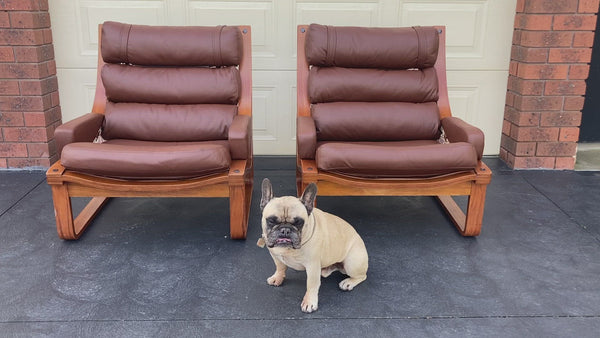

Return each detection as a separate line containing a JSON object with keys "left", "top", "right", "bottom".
{"left": 47, "top": 22, "right": 253, "bottom": 240}
{"left": 296, "top": 24, "right": 491, "bottom": 236}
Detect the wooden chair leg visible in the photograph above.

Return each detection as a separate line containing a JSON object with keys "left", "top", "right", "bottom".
{"left": 436, "top": 182, "right": 488, "bottom": 237}
{"left": 51, "top": 184, "right": 109, "bottom": 240}
{"left": 229, "top": 182, "right": 249, "bottom": 239}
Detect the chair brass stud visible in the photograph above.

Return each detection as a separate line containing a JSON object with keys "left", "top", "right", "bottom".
{"left": 307, "top": 167, "right": 313, "bottom": 171}
{"left": 301, "top": 28, "right": 306, "bottom": 33}
{"left": 53, "top": 169, "right": 58, "bottom": 172}
{"left": 243, "top": 29, "right": 248, "bottom": 34}
{"left": 234, "top": 169, "right": 240, "bottom": 173}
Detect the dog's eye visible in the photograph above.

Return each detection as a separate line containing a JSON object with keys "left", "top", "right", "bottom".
{"left": 266, "top": 216, "right": 278, "bottom": 227}
{"left": 293, "top": 217, "right": 304, "bottom": 228}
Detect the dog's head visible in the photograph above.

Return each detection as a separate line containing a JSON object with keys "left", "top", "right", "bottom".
{"left": 259, "top": 178, "right": 317, "bottom": 249}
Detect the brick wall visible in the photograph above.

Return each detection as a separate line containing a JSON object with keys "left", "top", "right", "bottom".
{"left": 501, "top": 0, "right": 599, "bottom": 169}
{"left": 0, "top": 0, "right": 59, "bottom": 169}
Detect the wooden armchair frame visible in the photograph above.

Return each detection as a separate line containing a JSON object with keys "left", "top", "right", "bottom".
{"left": 296, "top": 25, "right": 492, "bottom": 236}
{"left": 46, "top": 25, "right": 253, "bottom": 240}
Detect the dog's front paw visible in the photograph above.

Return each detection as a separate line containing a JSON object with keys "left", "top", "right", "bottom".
{"left": 301, "top": 294, "right": 318, "bottom": 313}
{"left": 267, "top": 273, "right": 285, "bottom": 286}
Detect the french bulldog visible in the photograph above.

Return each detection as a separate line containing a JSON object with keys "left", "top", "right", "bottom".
{"left": 258, "top": 178, "right": 368, "bottom": 313}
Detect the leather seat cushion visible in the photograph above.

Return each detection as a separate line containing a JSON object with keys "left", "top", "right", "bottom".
{"left": 316, "top": 140, "right": 478, "bottom": 178}
{"left": 61, "top": 139, "right": 230, "bottom": 179}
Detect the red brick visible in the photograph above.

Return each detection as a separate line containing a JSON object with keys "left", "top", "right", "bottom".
{"left": 517, "top": 0, "right": 525, "bottom": 13}
{"left": 544, "top": 80, "right": 587, "bottom": 95}
{"left": 0, "top": 95, "right": 52, "bottom": 111}
{"left": 555, "top": 156, "right": 575, "bottom": 170}
{"left": 42, "top": 28, "right": 52, "bottom": 44}
{"left": 536, "top": 141, "right": 577, "bottom": 156}
{"left": 27, "top": 142, "right": 51, "bottom": 157}
{"left": 505, "top": 91, "right": 516, "bottom": 107}
{"left": 50, "top": 90, "right": 60, "bottom": 107}
{"left": 569, "top": 64, "right": 590, "bottom": 79}
{"left": 23, "top": 108, "right": 61, "bottom": 127}
{"left": 511, "top": 126, "right": 560, "bottom": 141}
{"left": 13, "top": 45, "right": 54, "bottom": 62}
{"left": 578, "top": 0, "right": 600, "bottom": 13}
{"left": 540, "top": 111, "right": 582, "bottom": 126}
{"left": 559, "top": 127, "right": 580, "bottom": 141}
{"left": 7, "top": 157, "right": 51, "bottom": 168}
{"left": 19, "top": 77, "right": 58, "bottom": 95}
{"left": 564, "top": 96, "right": 585, "bottom": 110}
{"left": 501, "top": 134, "right": 537, "bottom": 156}
{"left": 0, "top": 112, "right": 24, "bottom": 126}
{"left": 573, "top": 32, "right": 595, "bottom": 47}
{"left": 508, "top": 76, "right": 545, "bottom": 95}
{"left": 0, "top": 11, "right": 9, "bottom": 28}
{"left": 553, "top": 14, "right": 597, "bottom": 30}
{"left": 502, "top": 119, "right": 512, "bottom": 135}
{"left": 504, "top": 106, "right": 541, "bottom": 126}
{"left": 0, "top": 159, "right": 6, "bottom": 168}
{"left": 514, "top": 96, "right": 563, "bottom": 111}
{"left": 524, "top": 0, "right": 578, "bottom": 13}
{"left": 517, "top": 64, "right": 569, "bottom": 79}
{"left": 0, "top": 46, "right": 14, "bottom": 61}
{"left": 515, "top": 14, "right": 553, "bottom": 30}
{"left": 520, "top": 31, "right": 573, "bottom": 47}
{"left": 0, "top": 63, "right": 49, "bottom": 79}
{"left": 9, "top": 12, "right": 51, "bottom": 29}
{"left": 548, "top": 48, "right": 593, "bottom": 63}
{"left": 513, "top": 30, "right": 522, "bottom": 45}
{"left": 0, "top": 80, "right": 20, "bottom": 95}
{"left": 0, "top": 143, "right": 28, "bottom": 157}
{"left": 2, "top": 126, "right": 51, "bottom": 142}
{"left": 0, "top": 29, "right": 45, "bottom": 45}
{"left": 0, "top": 0, "right": 41, "bottom": 10}
{"left": 513, "top": 156, "right": 555, "bottom": 169}
{"left": 511, "top": 46, "right": 549, "bottom": 63}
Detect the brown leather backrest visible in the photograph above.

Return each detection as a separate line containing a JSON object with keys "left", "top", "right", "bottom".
{"left": 100, "top": 21, "right": 242, "bottom": 142}
{"left": 305, "top": 24, "right": 441, "bottom": 142}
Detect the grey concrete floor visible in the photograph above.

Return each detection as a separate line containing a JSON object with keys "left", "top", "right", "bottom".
{"left": 1, "top": 156, "right": 599, "bottom": 337}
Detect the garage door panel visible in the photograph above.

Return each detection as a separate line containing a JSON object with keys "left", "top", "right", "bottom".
{"left": 50, "top": 0, "right": 517, "bottom": 155}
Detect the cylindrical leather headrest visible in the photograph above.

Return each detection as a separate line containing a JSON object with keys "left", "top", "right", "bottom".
{"left": 305, "top": 24, "right": 439, "bottom": 69}
{"left": 101, "top": 21, "right": 243, "bottom": 66}
{"left": 308, "top": 67, "right": 438, "bottom": 103}
{"left": 102, "top": 64, "right": 240, "bottom": 104}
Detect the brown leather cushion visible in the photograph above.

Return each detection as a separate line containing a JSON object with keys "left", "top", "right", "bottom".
{"left": 102, "top": 102, "right": 236, "bottom": 142}
{"left": 308, "top": 67, "right": 438, "bottom": 103}
{"left": 101, "top": 21, "right": 242, "bottom": 66}
{"left": 61, "top": 139, "right": 230, "bottom": 179}
{"left": 312, "top": 102, "right": 440, "bottom": 141}
{"left": 102, "top": 64, "right": 240, "bottom": 105}
{"left": 316, "top": 141, "right": 478, "bottom": 178}
{"left": 305, "top": 24, "right": 438, "bottom": 69}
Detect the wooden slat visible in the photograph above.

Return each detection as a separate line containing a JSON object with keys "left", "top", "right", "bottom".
{"left": 434, "top": 25, "right": 451, "bottom": 120}
{"left": 238, "top": 26, "right": 252, "bottom": 116}
{"left": 436, "top": 195, "right": 466, "bottom": 232}
{"left": 297, "top": 25, "right": 311, "bottom": 117}
{"left": 74, "top": 197, "right": 109, "bottom": 235}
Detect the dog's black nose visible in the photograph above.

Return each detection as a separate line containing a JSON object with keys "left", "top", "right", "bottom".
{"left": 280, "top": 227, "right": 291, "bottom": 236}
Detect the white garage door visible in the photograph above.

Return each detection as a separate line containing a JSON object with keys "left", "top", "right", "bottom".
{"left": 49, "top": 0, "right": 517, "bottom": 155}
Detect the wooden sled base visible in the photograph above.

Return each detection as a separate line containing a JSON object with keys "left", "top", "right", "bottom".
{"left": 297, "top": 159, "right": 491, "bottom": 237}
{"left": 47, "top": 160, "right": 252, "bottom": 240}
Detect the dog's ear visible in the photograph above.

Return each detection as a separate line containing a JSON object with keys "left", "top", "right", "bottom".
{"left": 260, "top": 178, "right": 274, "bottom": 211}
{"left": 300, "top": 183, "right": 318, "bottom": 215}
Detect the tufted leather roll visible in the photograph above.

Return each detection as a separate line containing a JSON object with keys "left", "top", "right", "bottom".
{"left": 305, "top": 24, "right": 439, "bottom": 69}
{"left": 308, "top": 67, "right": 438, "bottom": 103}
{"left": 101, "top": 21, "right": 243, "bottom": 66}
{"left": 312, "top": 102, "right": 440, "bottom": 141}
{"left": 61, "top": 140, "right": 231, "bottom": 179}
{"left": 316, "top": 141, "right": 478, "bottom": 178}
{"left": 102, "top": 102, "right": 236, "bottom": 142}
{"left": 102, "top": 64, "right": 240, "bottom": 104}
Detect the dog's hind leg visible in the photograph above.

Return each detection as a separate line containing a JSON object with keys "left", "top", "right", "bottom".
{"left": 321, "top": 263, "right": 343, "bottom": 278}
{"left": 338, "top": 240, "right": 368, "bottom": 291}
